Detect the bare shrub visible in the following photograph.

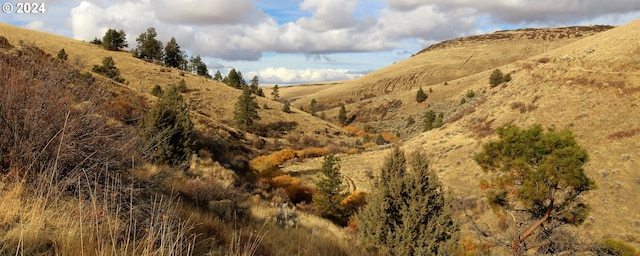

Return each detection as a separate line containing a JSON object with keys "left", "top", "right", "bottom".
{"left": 0, "top": 44, "right": 134, "bottom": 181}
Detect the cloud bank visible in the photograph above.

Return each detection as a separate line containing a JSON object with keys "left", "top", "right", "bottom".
{"left": 6, "top": 0, "right": 639, "bottom": 84}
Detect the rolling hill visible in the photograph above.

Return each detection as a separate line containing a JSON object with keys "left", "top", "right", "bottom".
{"left": 282, "top": 19, "right": 640, "bottom": 249}
{"left": 1, "top": 17, "right": 640, "bottom": 254}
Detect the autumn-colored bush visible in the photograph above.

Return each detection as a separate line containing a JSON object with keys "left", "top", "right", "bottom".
{"left": 347, "top": 148, "right": 360, "bottom": 154}
{"left": 380, "top": 132, "right": 400, "bottom": 144}
{"left": 343, "top": 125, "right": 368, "bottom": 137}
{"left": 362, "top": 142, "right": 378, "bottom": 149}
{"left": 249, "top": 148, "right": 297, "bottom": 173}
{"left": 295, "top": 147, "right": 330, "bottom": 159}
{"left": 263, "top": 175, "right": 314, "bottom": 204}
{"left": 341, "top": 191, "right": 367, "bottom": 213}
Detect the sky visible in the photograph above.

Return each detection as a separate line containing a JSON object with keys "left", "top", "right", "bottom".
{"left": 1, "top": 0, "right": 639, "bottom": 85}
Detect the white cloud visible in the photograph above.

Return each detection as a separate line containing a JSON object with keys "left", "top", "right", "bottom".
{"left": 25, "top": 21, "right": 45, "bottom": 31}
{"left": 251, "top": 67, "right": 363, "bottom": 84}
{"left": 150, "top": 0, "right": 264, "bottom": 25}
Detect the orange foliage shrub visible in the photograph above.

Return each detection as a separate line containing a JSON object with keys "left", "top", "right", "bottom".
{"left": 295, "top": 147, "right": 330, "bottom": 159}
{"left": 347, "top": 148, "right": 360, "bottom": 154}
{"left": 380, "top": 132, "right": 400, "bottom": 144}
{"left": 342, "top": 126, "right": 367, "bottom": 137}
{"left": 264, "top": 175, "right": 314, "bottom": 204}
{"left": 362, "top": 142, "right": 378, "bottom": 149}
{"left": 341, "top": 191, "right": 367, "bottom": 213}
{"left": 249, "top": 148, "right": 297, "bottom": 173}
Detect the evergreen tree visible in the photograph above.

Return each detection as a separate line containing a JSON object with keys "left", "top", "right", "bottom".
{"left": 133, "top": 27, "right": 163, "bottom": 61}
{"left": 249, "top": 75, "right": 264, "bottom": 96}
{"left": 489, "top": 68, "right": 504, "bottom": 88}
{"left": 102, "top": 29, "right": 128, "bottom": 51}
{"left": 92, "top": 56, "right": 125, "bottom": 83}
{"left": 271, "top": 84, "right": 280, "bottom": 101}
{"left": 474, "top": 124, "right": 596, "bottom": 253}
{"left": 233, "top": 85, "right": 260, "bottom": 130}
{"left": 358, "top": 148, "right": 458, "bottom": 255}
{"left": 416, "top": 87, "right": 428, "bottom": 103}
{"left": 57, "top": 48, "right": 68, "bottom": 61}
{"left": 423, "top": 110, "right": 437, "bottom": 131}
{"left": 213, "top": 70, "right": 223, "bottom": 81}
{"left": 375, "top": 134, "right": 386, "bottom": 145}
{"left": 163, "top": 37, "right": 185, "bottom": 69}
{"left": 309, "top": 99, "right": 317, "bottom": 116}
{"left": 224, "top": 68, "right": 241, "bottom": 88}
{"left": 141, "top": 84, "right": 195, "bottom": 165}
{"left": 314, "top": 154, "right": 349, "bottom": 226}
{"left": 338, "top": 105, "right": 347, "bottom": 126}
{"left": 282, "top": 101, "right": 292, "bottom": 113}
{"left": 188, "top": 55, "right": 211, "bottom": 78}
{"left": 151, "top": 85, "right": 163, "bottom": 97}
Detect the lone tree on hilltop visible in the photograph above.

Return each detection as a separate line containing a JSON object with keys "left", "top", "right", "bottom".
{"left": 416, "top": 87, "right": 428, "bottom": 103}
{"left": 314, "top": 154, "right": 350, "bottom": 226}
{"left": 102, "top": 28, "right": 128, "bottom": 51}
{"left": 358, "top": 148, "right": 458, "bottom": 255}
{"left": 474, "top": 124, "right": 596, "bottom": 254}
{"left": 233, "top": 85, "right": 260, "bottom": 130}
{"left": 163, "top": 37, "right": 187, "bottom": 70}
{"left": 140, "top": 84, "right": 195, "bottom": 166}
{"left": 133, "top": 27, "right": 163, "bottom": 61}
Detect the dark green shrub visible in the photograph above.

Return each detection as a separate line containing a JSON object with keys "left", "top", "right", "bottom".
{"left": 489, "top": 69, "right": 504, "bottom": 88}
{"left": 57, "top": 48, "right": 68, "bottom": 61}
{"left": 416, "top": 87, "right": 428, "bottom": 103}
{"left": 92, "top": 56, "right": 125, "bottom": 83}
{"left": 151, "top": 85, "right": 163, "bottom": 97}
{"left": 140, "top": 85, "right": 195, "bottom": 166}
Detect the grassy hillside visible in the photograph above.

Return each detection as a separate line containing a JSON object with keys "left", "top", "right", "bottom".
{"left": 279, "top": 25, "right": 613, "bottom": 111}
{"left": 281, "top": 20, "right": 640, "bottom": 252}
{"left": 0, "top": 23, "right": 363, "bottom": 255}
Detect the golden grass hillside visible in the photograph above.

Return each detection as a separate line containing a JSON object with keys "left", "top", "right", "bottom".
{"left": 0, "top": 22, "right": 354, "bottom": 162}
{"left": 279, "top": 25, "right": 613, "bottom": 112}
{"left": 280, "top": 19, "right": 640, "bottom": 251}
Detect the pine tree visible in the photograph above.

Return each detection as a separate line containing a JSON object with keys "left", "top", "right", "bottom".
{"left": 282, "top": 101, "right": 291, "bottom": 113}
{"left": 249, "top": 75, "right": 264, "bottom": 96}
{"left": 92, "top": 56, "right": 125, "bottom": 83}
{"left": 213, "top": 70, "right": 223, "bottom": 81}
{"left": 271, "top": 84, "right": 280, "bottom": 101}
{"left": 163, "top": 37, "right": 185, "bottom": 69}
{"left": 338, "top": 105, "right": 347, "bottom": 126}
{"left": 310, "top": 99, "right": 317, "bottom": 116}
{"left": 133, "top": 27, "right": 163, "bottom": 61}
{"left": 224, "top": 68, "right": 241, "bottom": 88}
{"left": 233, "top": 85, "right": 260, "bottom": 130}
{"left": 188, "top": 55, "right": 211, "bottom": 78}
{"left": 474, "top": 124, "right": 596, "bottom": 253}
{"left": 140, "top": 84, "right": 195, "bottom": 166}
{"left": 358, "top": 148, "right": 458, "bottom": 255}
{"left": 102, "top": 29, "right": 128, "bottom": 51}
{"left": 416, "top": 87, "right": 428, "bottom": 103}
{"left": 314, "top": 154, "right": 349, "bottom": 226}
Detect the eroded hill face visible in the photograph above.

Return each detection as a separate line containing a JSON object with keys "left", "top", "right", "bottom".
{"left": 283, "top": 20, "right": 640, "bottom": 247}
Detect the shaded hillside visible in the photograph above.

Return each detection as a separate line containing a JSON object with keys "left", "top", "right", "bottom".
{"left": 280, "top": 25, "right": 613, "bottom": 114}
{"left": 0, "top": 22, "right": 354, "bottom": 171}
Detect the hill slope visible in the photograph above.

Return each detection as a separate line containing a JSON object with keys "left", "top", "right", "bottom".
{"left": 282, "top": 20, "right": 640, "bottom": 248}
{"left": 279, "top": 25, "right": 613, "bottom": 111}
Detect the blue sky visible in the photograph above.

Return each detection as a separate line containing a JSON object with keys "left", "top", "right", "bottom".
{"left": 1, "top": 0, "right": 639, "bottom": 84}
